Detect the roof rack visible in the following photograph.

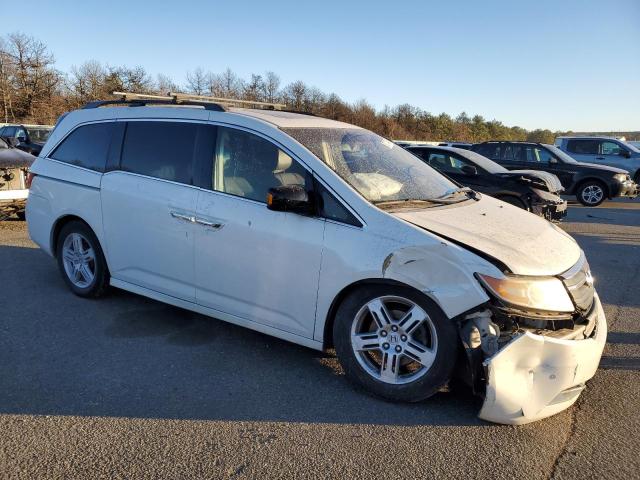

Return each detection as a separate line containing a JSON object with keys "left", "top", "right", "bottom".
{"left": 81, "top": 92, "right": 287, "bottom": 112}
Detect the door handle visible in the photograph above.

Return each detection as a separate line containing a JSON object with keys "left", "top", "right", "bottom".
{"left": 170, "top": 211, "right": 195, "bottom": 223}
{"left": 195, "top": 218, "right": 224, "bottom": 229}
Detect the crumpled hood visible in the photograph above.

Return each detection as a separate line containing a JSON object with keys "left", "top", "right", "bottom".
{"left": 501, "top": 169, "right": 564, "bottom": 193}
{"left": 392, "top": 195, "right": 581, "bottom": 276}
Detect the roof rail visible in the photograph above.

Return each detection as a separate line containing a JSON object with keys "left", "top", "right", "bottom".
{"left": 81, "top": 92, "right": 288, "bottom": 112}
{"left": 168, "top": 92, "right": 287, "bottom": 110}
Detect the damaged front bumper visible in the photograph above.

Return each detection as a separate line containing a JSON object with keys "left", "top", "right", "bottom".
{"left": 477, "top": 293, "right": 607, "bottom": 425}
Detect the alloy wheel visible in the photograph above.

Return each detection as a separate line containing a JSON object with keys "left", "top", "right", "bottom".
{"left": 581, "top": 185, "right": 604, "bottom": 205}
{"left": 61, "top": 232, "right": 96, "bottom": 288}
{"left": 350, "top": 295, "right": 438, "bottom": 385}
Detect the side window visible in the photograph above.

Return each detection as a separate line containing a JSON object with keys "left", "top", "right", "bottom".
{"left": 567, "top": 139, "right": 598, "bottom": 155}
{"left": 50, "top": 122, "right": 115, "bottom": 172}
{"left": 121, "top": 121, "right": 206, "bottom": 184}
{"left": 407, "top": 148, "right": 428, "bottom": 160}
{"left": 475, "top": 144, "right": 498, "bottom": 160}
{"left": 600, "top": 141, "right": 623, "bottom": 156}
{"left": 3, "top": 127, "right": 16, "bottom": 137}
{"left": 213, "top": 126, "right": 310, "bottom": 203}
{"left": 15, "top": 127, "right": 27, "bottom": 140}
{"left": 315, "top": 180, "right": 360, "bottom": 226}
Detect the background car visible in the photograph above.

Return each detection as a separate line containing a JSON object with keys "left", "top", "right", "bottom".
{"left": 0, "top": 124, "right": 53, "bottom": 156}
{"left": 0, "top": 137, "right": 34, "bottom": 220}
{"left": 472, "top": 141, "right": 637, "bottom": 206}
{"left": 554, "top": 136, "right": 640, "bottom": 184}
{"left": 405, "top": 145, "right": 567, "bottom": 220}
{"left": 437, "top": 142, "right": 472, "bottom": 150}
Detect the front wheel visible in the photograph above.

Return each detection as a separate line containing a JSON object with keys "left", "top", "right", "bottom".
{"left": 333, "top": 285, "right": 458, "bottom": 402}
{"left": 577, "top": 181, "right": 606, "bottom": 207}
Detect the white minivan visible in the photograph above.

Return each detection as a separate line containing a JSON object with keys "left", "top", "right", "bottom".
{"left": 27, "top": 94, "right": 606, "bottom": 425}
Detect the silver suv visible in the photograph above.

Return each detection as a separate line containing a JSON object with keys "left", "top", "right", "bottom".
{"left": 555, "top": 136, "right": 640, "bottom": 183}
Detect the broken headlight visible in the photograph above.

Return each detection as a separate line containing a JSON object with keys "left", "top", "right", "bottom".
{"left": 477, "top": 273, "right": 574, "bottom": 313}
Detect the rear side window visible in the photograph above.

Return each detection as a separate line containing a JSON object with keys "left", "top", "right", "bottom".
{"left": 475, "top": 144, "right": 500, "bottom": 160}
{"left": 121, "top": 121, "right": 208, "bottom": 184}
{"left": 567, "top": 139, "right": 598, "bottom": 155}
{"left": 50, "top": 122, "right": 115, "bottom": 172}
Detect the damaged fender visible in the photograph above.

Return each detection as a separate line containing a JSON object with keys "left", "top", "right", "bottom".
{"left": 478, "top": 293, "right": 607, "bottom": 425}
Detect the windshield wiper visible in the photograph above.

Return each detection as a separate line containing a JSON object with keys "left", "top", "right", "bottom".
{"left": 372, "top": 199, "right": 439, "bottom": 209}
{"left": 428, "top": 187, "right": 478, "bottom": 204}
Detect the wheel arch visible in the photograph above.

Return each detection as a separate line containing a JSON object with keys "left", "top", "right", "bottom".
{"left": 575, "top": 177, "right": 610, "bottom": 198}
{"left": 321, "top": 278, "right": 440, "bottom": 350}
{"left": 50, "top": 214, "right": 100, "bottom": 258}
{"left": 494, "top": 193, "right": 528, "bottom": 210}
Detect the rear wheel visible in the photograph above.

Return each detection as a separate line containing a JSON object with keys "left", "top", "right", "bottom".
{"left": 56, "top": 221, "right": 110, "bottom": 298}
{"left": 333, "top": 285, "right": 458, "bottom": 402}
{"left": 577, "top": 181, "right": 606, "bottom": 207}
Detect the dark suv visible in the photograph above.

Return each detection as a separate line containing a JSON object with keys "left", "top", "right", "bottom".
{"left": 471, "top": 141, "right": 638, "bottom": 206}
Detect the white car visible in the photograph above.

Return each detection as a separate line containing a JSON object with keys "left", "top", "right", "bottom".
{"left": 26, "top": 94, "right": 607, "bottom": 425}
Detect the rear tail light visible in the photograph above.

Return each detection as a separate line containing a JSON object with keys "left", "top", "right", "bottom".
{"left": 26, "top": 171, "right": 35, "bottom": 189}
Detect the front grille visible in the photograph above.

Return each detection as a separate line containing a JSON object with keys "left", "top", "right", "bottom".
{"left": 561, "top": 253, "right": 595, "bottom": 312}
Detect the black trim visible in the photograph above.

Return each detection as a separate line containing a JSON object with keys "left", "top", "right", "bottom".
{"left": 82, "top": 98, "right": 226, "bottom": 112}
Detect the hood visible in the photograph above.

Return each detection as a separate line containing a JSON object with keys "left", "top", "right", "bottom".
{"left": 501, "top": 169, "right": 564, "bottom": 193}
{"left": 0, "top": 147, "right": 35, "bottom": 169}
{"left": 573, "top": 161, "right": 628, "bottom": 174}
{"left": 392, "top": 195, "right": 581, "bottom": 276}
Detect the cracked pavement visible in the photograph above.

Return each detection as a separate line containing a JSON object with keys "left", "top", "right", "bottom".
{"left": 0, "top": 199, "right": 638, "bottom": 479}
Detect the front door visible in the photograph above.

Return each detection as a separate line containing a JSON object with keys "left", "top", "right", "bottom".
{"left": 194, "top": 126, "right": 325, "bottom": 338}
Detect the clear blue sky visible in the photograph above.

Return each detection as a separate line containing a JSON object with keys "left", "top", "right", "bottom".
{"left": 8, "top": 0, "right": 640, "bottom": 131}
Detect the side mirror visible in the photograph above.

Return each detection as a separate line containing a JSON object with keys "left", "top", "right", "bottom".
{"left": 461, "top": 165, "right": 478, "bottom": 176}
{"left": 549, "top": 157, "right": 558, "bottom": 164}
{"left": 16, "top": 136, "right": 26, "bottom": 143}
{"left": 267, "top": 185, "right": 314, "bottom": 214}
{"left": 621, "top": 150, "right": 631, "bottom": 158}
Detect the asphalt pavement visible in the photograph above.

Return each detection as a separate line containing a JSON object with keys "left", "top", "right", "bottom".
{"left": 0, "top": 199, "right": 638, "bottom": 479}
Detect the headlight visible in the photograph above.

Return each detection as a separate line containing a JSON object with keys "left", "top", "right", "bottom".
{"left": 477, "top": 273, "right": 574, "bottom": 313}
{"left": 613, "top": 173, "right": 629, "bottom": 182}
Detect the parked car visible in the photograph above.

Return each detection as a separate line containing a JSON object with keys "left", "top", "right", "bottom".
{"left": 472, "top": 141, "right": 637, "bottom": 206}
{"left": 0, "top": 137, "right": 34, "bottom": 220}
{"left": 627, "top": 140, "right": 640, "bottom": 150}
{"left": 27, "top": 94, "right": 607, "bottom": 425}
{"left": 404, "top": 145, "right": 567, "bottom": 220}
{"left": 554, "top": 136, "right": 640, "bottom": 184}
{"left": 0, "top": 124, "right": 53, "bottom": 156}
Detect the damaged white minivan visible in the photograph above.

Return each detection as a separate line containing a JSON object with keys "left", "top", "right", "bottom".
{"left": 27, "top": 94, "right": 606, "bottom": 425}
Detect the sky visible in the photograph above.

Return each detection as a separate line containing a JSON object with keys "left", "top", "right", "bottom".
{"left": 5, "top": 0, "right": 639, "bottom": 131}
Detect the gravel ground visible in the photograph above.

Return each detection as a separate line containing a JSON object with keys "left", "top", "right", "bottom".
{"left": 0, "top": 199, "right": 638, "bottom": 479}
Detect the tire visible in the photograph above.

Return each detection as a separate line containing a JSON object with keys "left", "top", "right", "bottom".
{"left": 576, "top": 180, "right": 606, "bottom": 207}
{"left": 333, "top": 284, "right": 459, "bottom": 402}
{"left": 497, "top": 195, "right": 527, "bottom": 210}
{"left": 56, "top": 220, "right": 110, "bottom": 298}
{"left": 16, "top": 211, "right": 26, "bottom": 221}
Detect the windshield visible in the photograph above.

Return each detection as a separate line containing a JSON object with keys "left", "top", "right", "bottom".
{"left": 282, "top": 127, "right": 460, "bottom": 204}
{"left": 625, "top": 141, "right": 640, "bottom": 153}
{"left": 26, "top": 127, "right": 52, "bottom": 143}
{"left": 544, "top": 144, "right": 578, "bottom": 163}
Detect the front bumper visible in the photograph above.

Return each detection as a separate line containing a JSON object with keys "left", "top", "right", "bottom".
{"left": 478, "top": 293, "right": 607, "bottom": 425}
{"left": 613, "top": 180, "right": 638, "bottom": 198}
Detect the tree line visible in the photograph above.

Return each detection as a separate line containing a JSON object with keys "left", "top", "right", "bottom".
{"left": 1, "top": 32, "right": 635, "bottom": 143}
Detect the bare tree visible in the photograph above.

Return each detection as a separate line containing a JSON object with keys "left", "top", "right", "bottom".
{"left": 244, "top": 73, "right": 265, "bottom": 101}
{"left": 264, "top": 71, "right": 281, "bottom": 103}
{"left": 155, "top": 73, "right": 179, "bottom": 94}
{"left": 186, "top": 67, "right": 207, "bottom": 95}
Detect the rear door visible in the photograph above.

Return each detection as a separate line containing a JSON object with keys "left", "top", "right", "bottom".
{"left": 101, "top": 119, "right": 213, "bottom": 302}
{"left": 565, "top": 139, "right": 598, "bottom": 163}
{"left": 193, "top": 125, "right": 325, "bottom": 337}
